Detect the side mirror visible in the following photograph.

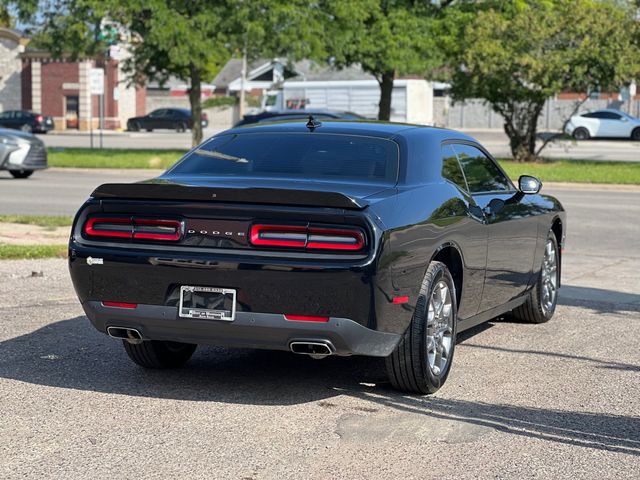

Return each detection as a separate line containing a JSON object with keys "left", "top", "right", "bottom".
{"left": 519, "top": 175, "right": 542, "bottom": 194}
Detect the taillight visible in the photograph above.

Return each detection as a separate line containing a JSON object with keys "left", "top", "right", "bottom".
{"left": 84, "top": 217, "right": 132, "bottom": 238}
{"left": 36, "top": 115, "right": 43, "bottom": 123}
{"left": 250, "top": 225, "right": 307, "bottom": 248}
{"left": 201, "top": 113, "right": 208, "bottom": 121}
{"left": 84, "top": 216, "right": 183, "bottom": 241}
{"left": 250, "top": 224, "right": 364, "bottom": 251}
{"left": 307, "top": 227, "right": 364, "bottom": 251}
{"left": 133, "top": 219, "right": 182, "bottom": 241}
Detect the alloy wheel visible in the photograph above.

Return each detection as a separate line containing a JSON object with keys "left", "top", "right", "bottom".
{"left": 426, "top": 281, "right": 454, "bottom": 376}
{"left": 540, "top": 238, "right": 558, "bottom": 314}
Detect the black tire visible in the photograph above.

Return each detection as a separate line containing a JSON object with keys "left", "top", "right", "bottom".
{"left": 511, "top": 231, "right": 559, "bottom": 324}
{"left": 122, "top": 340, "right": 197, "bottom": 369}
{"left": 176, "top": 122, "right": 187, "bottom": 133}
{"left": 128, "top": 121, "right": 140, "bottom": 132}
{"left": 146, "top": 128, "right": 153, "bottom": 132}
{"left": 10, "top": 170, "right": 33, "bottom": 179}
{"left": 20, "top": 124, "right": 32, "bottom": 133}
{"left": 572, "top": 127, "right": 590, "bottom": 140}
{"left": 385, "top": 261, "right": 458, "bottom": 395}
{"left": 631, "top": 128, "right": 640, "bottom": 141}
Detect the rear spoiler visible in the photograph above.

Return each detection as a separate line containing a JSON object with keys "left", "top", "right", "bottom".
{"left": 91, "top": 183, "right": 367, "bottom": 210}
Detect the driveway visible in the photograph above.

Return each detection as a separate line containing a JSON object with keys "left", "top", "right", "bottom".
{"left": 0, "top": 178, "right": 638, "bottom": 478}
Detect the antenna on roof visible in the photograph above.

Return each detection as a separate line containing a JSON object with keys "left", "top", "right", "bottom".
{"left": 306, "top": 115, "right": 322, "bottom": 131}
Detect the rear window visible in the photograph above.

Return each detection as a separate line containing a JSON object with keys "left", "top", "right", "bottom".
{"left": 170, "top": 133, "right": 399, "bottom": 184}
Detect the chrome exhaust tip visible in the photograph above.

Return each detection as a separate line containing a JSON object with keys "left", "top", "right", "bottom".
{"left": 107, "top": 326, "right": 143, "bottom": 344}
{"left": 289, "top": 341, "right": 334, "bottom": 359}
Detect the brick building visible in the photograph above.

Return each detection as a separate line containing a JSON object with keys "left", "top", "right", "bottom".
{"left": 0, "top": 28, "right": 145, "bottom": 131}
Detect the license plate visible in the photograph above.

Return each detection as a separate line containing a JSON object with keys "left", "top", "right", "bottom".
{"left": 179, "top": 286, "right": 236, "bottom": 321}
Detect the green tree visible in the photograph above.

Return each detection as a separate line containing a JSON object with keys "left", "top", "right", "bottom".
{"left": 440, "top": 0, "right": 640, "bottom": 161}
{"left": 0, "top": 4, "right": 13, "bottom": 27}
{"left": 323, "top": 0, "right": 444, "bottom": 121}
{"left": 7, "top": 0, "right": 323, "bottom": 146}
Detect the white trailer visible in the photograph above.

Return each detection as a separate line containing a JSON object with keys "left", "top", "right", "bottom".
{"left": 264, "top": 79, "right": 433, "bottom": 125}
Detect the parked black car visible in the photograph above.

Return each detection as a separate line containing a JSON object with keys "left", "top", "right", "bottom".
{"left": 0, "top": 110, "right": 54, "bottom": 133}
{"left": 69, "top": 120, "right": 565, "bottom": 394}
{"left": 0, "top": 128, "right": 48, "bottom": 178}
{"left": 234, "top": 109, "right": 364, "bottom": 127}
{"left": 127, "top": 108, "right": 209, "bottom": 132}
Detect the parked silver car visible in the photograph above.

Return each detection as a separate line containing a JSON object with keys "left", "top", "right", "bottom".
{"left": 565, "top": 109, "right": 640, "bottom": 140}
{"left": 0, "top": 128, "right": 48, "bottom": 178}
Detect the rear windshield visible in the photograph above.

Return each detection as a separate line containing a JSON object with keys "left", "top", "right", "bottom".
{"left": 170, "top": 133, "right": 399, "bottom": 184}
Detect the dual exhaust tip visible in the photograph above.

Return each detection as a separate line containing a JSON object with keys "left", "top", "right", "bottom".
{"left": 107, "top": 326, "right": 143, "bottom": 344}
{"left": 290, "top": 341, "right": 334, "bottom": 359}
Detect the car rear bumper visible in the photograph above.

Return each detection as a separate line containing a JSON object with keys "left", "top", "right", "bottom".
{"left": 83, "top": 301, "right": 401, "bottom": 357}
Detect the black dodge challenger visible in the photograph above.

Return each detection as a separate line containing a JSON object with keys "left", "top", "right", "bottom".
{"left": 69, "top": 120, "right": 565, "bottom": 394}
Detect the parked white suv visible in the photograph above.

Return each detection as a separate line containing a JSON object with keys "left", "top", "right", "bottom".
{"left": 565, "top": 109, "right": 640, "bottom": 140}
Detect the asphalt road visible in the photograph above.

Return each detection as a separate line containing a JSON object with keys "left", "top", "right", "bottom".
{"left": 0, "top": 172, "right": 638, "bottom": 477}
{"left": 35, "top": 129, "right": 640, "bottom": 161}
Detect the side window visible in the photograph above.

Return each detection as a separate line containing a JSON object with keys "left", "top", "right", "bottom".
{"left": 441, "top": 144, "right": 467, "bottom": 191}
{"left": 602, "top": 112, "right": 622, "bottom": 120}
{"left": 452, "top": 144, "right": 513, "bottom": 194}
{"left": 0, "top": 112, "right": 8, "bottom": 119}
{"left": 149, "top": 109, "right": 165, "bottom": 117}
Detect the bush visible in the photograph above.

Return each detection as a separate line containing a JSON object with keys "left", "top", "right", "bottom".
{"left": 202, "top": 96, "right": 238, "bottom": 109}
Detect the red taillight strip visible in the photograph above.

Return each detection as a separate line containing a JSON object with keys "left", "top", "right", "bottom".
{"left": 306, "top": 227, "right": 364, "bottom": 251}
{"left": 84, "top": 216, "right": 183, "bottom": 241}
{"left": 250, "top": 224, "right": 307, "bottom": 248}
{"left": 250, "top": 224, "right": 364, "bottom": 251}
{"left": 284, "top": 314, "right": 330, "bottom": 322}
{"left": 84, "top": 217, "right": 133, "bottom": 238}
{"left": 102, "top": 301, "right": 138, "bottom": 309}
{"left": 133, "top": 219, "right": 182, "bottom": 241}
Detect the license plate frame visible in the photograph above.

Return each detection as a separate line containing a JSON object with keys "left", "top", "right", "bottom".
{"left": 179, "top": 286, "right": 236, "bottom": 321}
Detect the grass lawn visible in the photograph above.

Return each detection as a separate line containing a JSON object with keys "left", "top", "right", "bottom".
{"left": 48, "top": 148, "right": 185, "bottom": 169}
{"left": 0, "top": 215, "right": 73, "bottom": 228}
{"left": 498, "top": 159, "right": 640, "bottom": 185}
{"left": 0, "top": 244, "right": 67, "bottom": 260}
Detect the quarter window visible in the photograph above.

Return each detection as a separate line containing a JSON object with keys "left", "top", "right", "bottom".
{"left": 441, "top": 144, "right": 467, "bottom": 191}
{"left": 452, "top": 144, "right": 512, "bottom": 194}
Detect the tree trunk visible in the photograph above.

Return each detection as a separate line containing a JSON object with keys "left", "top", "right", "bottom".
{"left": 377, "top": 70, "right": 394, "bottom": 121}
{"left": 502, "top": 101, "right": 544, "bottom": 162}
{"left": 188, "top": 65, "right": 203, "bottom": 147}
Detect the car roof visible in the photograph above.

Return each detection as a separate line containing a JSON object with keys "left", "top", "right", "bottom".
{"left": 583, "top": 109, "right": 627, "bottom": 115}
{"left": 223, "top": 120, "right": 476, "bottom": 142}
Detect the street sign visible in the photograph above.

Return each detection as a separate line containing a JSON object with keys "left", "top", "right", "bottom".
{"left": 90, "top": 68, "right": 105, "bottom": 95}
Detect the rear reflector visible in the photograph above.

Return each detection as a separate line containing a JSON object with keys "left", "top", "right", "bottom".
{"left": 284, "top": 314, "right": 330, "bottom": 322}
{"left": 102, "top": 301, "right": 138, "bottom": 309}
{"left": 250, "top": 224, "right": 364, "bottom": 251}
{"left": 84, "top": 216, "right": 182, "bottom": 241}
{"left": 392, "top": 296, "right": 409, "bottom": 304}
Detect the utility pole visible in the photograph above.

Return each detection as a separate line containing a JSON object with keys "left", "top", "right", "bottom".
{"left": 239, "top": 40, "right": 247, "bottom": 118}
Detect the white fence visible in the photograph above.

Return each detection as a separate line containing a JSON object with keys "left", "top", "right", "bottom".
{"left": 433, "top": 97, "right": 640, "bottom": 131}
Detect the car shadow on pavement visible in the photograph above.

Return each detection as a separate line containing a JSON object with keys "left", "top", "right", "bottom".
{"left": 0, "top": 315, "right": 387, "bottom": 405}
{"left": 341, "top": 389, "right": 640, "bottom": 456}
{"left": 1, "top": 315, "right": 638, "bottom": 456}
{"left": 558, "top": 285, "right": 640, "bottom": 314}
